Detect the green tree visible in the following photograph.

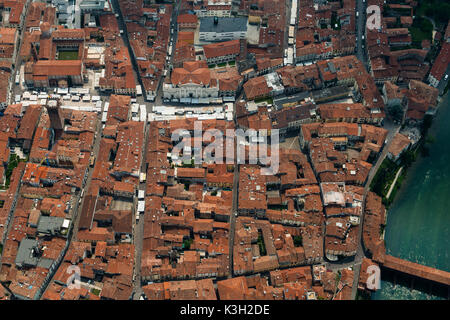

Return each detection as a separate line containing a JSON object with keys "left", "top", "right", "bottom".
{"left": 183, "top": 239, "right": 193, "bottom": 250}
{"left": 293, "top": 235, "right": 303, "bottom": 247}
{"left": 421, "top": 114, "right": 433, "bottom": 136}
{"left": 387, "top": 104, "right": 404, "bottom": 123}
{"left": 400, "top": 150, "right": 416, "bottom": 168}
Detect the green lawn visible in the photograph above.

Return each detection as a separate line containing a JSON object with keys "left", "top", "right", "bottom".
{"left": 331, "top": 12, "right": 341, "bottom": 30}
{"left": 257, "top": 233, "right": 266, "bottom": 256}
{"left": 370, "top": 158, "right": 400, "bottom": 199}
{"left": 410, "top": 27, "right": 430, "bottom": 43}
{"left": 183, "top": 238, "right": 193, "bottom": 250}
{"left": 90, "top": 288, "right": 101, "bottom": 296}
{"left": 409, "top": 16, "right": 433, "bottom": 45}
{"left": 58, "top": 50, "right": 79, "bottom": 60}
{"left": 3, "top": 154, "right": 23, "bottom": 188}
{"left": 254, "top": 97, "right": 274, "bottom": 104}
{"left": 416, "top": 0, "right": 450, "bottom": 26}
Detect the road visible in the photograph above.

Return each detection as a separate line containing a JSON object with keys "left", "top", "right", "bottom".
{"left": 227, "top": 91, "right": 243, "bottom": 278}
{"left": 350, "top": 119, "right": 400, "bottom": 299}
{"left": 321, "top": 1, "right": 402, "bottom": 299}
{"left": 70, "top": 101, "right": 105, "bottom": 241}
{"left": 37, "top": 97, "right": 105, "bottom": 299}
{"left": 386, "top": 167, "right": 403, "bottom": 199}
{"left": 109, "top": 0, "right": 144, "bottom": 103}
{"left": 0, "top": 0, "right": 31, "bottom": 266}
{"left": 283, "top": 0, "right": 293, "bottom": 52}
{"left": 104, "top": 0, "right": 389, "bottom": 300}
{"left": 355, "top": 0, "right": 368, "bottom": 67}
{"left": 228, "top": 160, "right": 239, "bottom": 278}
{"left": 9, "top": 0, "right": 32, "bottom": 104}
{"left": 131, "top": 122, "right": 149, "bottom": 300}
{"left": 320, "top": 116, "right": 399, "bottom": 299}
{"left": 110, "top": 0, "right": 182, "bottom": 299}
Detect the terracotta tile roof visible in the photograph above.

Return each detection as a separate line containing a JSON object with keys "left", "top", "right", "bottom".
{"left": 33, "top": 60, "right": 83, "bottom": 77}
{"left": 171, "top": 61, "right": 211, "bottom": 86}
{"left": 429, "top": 42, "right": 450, "bottom": 81}
{"left": 177, "top": 14, "right": 198, "bottom": 24}
{"left": 203, "top": 39, "right": 240, "bottom": 59}
{"left": 17, "top": 105, "right": 41, "bottom": 141}
{"left": 408, "top": 80, "right": 439, "bottom": 107}
{"left": 176, "top": 167, "right": 205, "bottom": 179}
{"left": 243, "top": 76, "right": 271, "bottom": 100}
{"left": 0, "top": 28, "right": 17, "bottom": 44}
{"left": 387, "top": 133, "right": 411, "bottom": 158}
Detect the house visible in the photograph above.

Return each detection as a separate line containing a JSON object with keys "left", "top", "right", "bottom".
{"left": 428, "top": 42, "right": 450, "bottom": 92}
{"left": 203, "top": 39, "right": 240, "bottom": 65}
{"left": 0, "top": 28, "right": 19, "bottom": 62}
{"left": 387, "top": 133, "right": 411, "bottom": 162}
{"left": 177, "top": 14, "right": 198, "bottom": 31}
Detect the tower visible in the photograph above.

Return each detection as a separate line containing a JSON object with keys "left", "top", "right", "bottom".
{"left": 46, "top": 100, "right": 64, "bottom": 140}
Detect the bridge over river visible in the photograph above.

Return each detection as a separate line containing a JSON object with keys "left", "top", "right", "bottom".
{"left": 378, "top": 255, "right": 450, "bottom": 286}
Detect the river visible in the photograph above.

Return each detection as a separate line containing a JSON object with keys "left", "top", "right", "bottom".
{"left": 372, "top": 93, "right": 450, "bottom": 300}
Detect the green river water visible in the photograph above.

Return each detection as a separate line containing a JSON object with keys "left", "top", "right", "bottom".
{"left": 372, "top": 93, "right": 450, "bottom": 300}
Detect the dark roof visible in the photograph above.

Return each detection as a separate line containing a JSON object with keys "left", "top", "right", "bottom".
{"left": 199, "top": 17, "right": 248, "bottom": 34}
{"left": 37, "top": 216, "right": 65, "bottom": 235}
{"left": 15, "top": 238, "right": 40, "bottom": 268}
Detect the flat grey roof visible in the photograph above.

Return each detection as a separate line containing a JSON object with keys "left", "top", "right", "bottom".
{"left": 312, "top": 85, "right": 350, "bottom": 100}
{"left": 15, "top": 239, "right": 40, "bottom": 268}
{"left": 274, "top": 92, "right": 311, "bottom": 109}
{"left": 37, "top": 258, "right": 54, "bottom": 269}
{"left": 37, "top": 216, "right": 65, "bottom": 235}
{"left": 199, "top": 17, "right": 248, "bottom": 34}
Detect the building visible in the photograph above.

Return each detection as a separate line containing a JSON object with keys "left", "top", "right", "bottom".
{"left": 28, "top": 60, "right": 84, "bottom": 88}
{"left": 199, "top": 17, "right": 248, "bottom": 42}
{"left": 163, "top": 61, "right": 219, "bottom": 103}
{"left": 194, "top": 0, "right": 232, "bottom": 18}
{"left": 79, "top": 0, "right": 106, "bottom": 12}
{"left": 203, "top": 39, "right": 240, "bottom": 64}
{"left": 243, "top": 72, "right": 284, "bottom": 101}
{"left": 428, "top": 43, "right": 450, "bottom": 91}
{"left": 177, "top": 14, "right": 198, "bottom": 31}
{"left": 0, "top": 28, "right": 19, "bottom": 62}
{"left": 387, "top": 133, "right": 411, "bottom": 162}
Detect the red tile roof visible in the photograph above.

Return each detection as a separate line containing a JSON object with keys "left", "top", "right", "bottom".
{"left": 33, "top": 60, "right": 83, "bottom": 77}
{"left": 171, "top": 61, "right": 212, "bottom": 86}
{"left": 429, "top": 42, "right": 450, "bottom": 81}
{"left": 203, "top": 39, "right": 240, "bottom": 59}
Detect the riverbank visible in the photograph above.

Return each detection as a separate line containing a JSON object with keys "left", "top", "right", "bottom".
{"left": 372, "top": 93, "right": 450, "bottom": 300}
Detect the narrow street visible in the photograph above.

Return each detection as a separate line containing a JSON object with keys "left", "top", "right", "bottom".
{"left": 38, "top": 98, "right": 105, "bottom": 299}
{"left": 70, "top": 107, "right": 104, "bottom": 242}
{"left": 349, "top": 120, "right": 400, "bottom": 299}
{"left": 228, "top": 162, "right": 239, "bottom": 278}
{"left": 355, "top": 0, "right": 368, "bottom": 67}
{"left": 9, "top": 0, "right": 32, "bottom": 103}
{"left": 131, "top": 121, "right": 149, "bottom": 300}
{"left": 110, "top": 0, "right": 182, "bottom": 299}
